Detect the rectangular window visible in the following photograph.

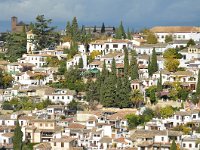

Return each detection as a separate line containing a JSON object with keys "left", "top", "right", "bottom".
{"left": 54, "top": 142, "right": 56, "bottom": 146}
{"left": 161, "top": 137, "right": 164, "bottom": 141}
{"left": 189, "top": 144, "right": 192, "bottom": 148}
{"left": 61, "top": 142, "right": 64, "bottom": 147}
{"left": 113, "top": 44, "right": 118, "bottom": 48}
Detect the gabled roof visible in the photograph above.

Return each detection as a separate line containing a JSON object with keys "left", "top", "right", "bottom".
{"left": 151, "top": 26, "right": 200, "bottom": 33}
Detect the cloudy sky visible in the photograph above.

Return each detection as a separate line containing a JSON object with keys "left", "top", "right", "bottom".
{"left": 1, "top": 0, "right": 200, "bottom": 32}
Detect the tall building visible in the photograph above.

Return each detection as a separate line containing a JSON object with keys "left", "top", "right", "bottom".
{"left": 11, "top": 16, "right": 29, "bottom": 33}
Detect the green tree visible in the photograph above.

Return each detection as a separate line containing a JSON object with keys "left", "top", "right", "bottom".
{"left": 187, "top": 39, "right": 195, "bottom": 47}
{"left": 115, "top": 21, "right": 126, "bottom": 39}
{"left": 160, "top": 106, "right": 174, "bottom": 118}
{"left": 101, "top": 22, "right": 105, "bottom": 33}
{"left": 150, "top": 89, "right": 156, "bottom": 104}
{"left": 196, "top": 69, "right": 200, "bottom": 96}
{"left": 148, "top": 56, "right": 152, "bottom": 76}
{"left": 164, "top": 58, "right": 180, "bottom": 72}
{"left": 93, "top": 26, "right": 97, "bottom": 32}
{"left": 157, "top": 71, "right": 162, "bottom": 92}
{"left": 170, "top": 139, "right": 177, "bottom": 150}
{"left": 130, "top": 90, "right": 143, "bottom": 108}
{"left": 126, "top": 114, "right": 141, "bottom": 129}
{"left": 32, "top": 15, "right": 57, "bottom": 50}
{"left": 13, "top": 121, "right": 23, "bottom": 150}
{"left": 150, "top": 48, "right": 158, "bottom": 74}
{"left": 130, "top": 50, "right": 139, "bottom": 80}
{"left": 71, "top": 17, "right": 80, "bottom": 42}
{"left": 165, "top": 35, "right": 173, "bottom": 43}
{"left": 111, "top": 58, "right": 117, "bottom": 80}
{"left": 5, "top": 32, "right": 26, "bottom": 62}
{"left": 146, "top": 32, "right": 157, "bottom": 44}
{"left": 124, "top": 48, "right": 129, "bottom": 77}
{"left": 127, "top": 28, "right": 132, "bottom": 40}
{"left": 78, "top": 57, "right": 83, "bottom": 68}
{"left": 163, "top": 48, "right": 181, "bottom": 72}
{"left": 66, "top": 21, "right": 71, "bottom": 38}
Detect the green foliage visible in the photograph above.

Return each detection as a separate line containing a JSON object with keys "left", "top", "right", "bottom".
{"left": 64, "top": 67, "right": 85, "bottom": 92}
{"left": 130, "top": 90, "right": 143, "bottom": 108}
{"left": 170, "top": 139, "right": 177, "bottom": 150}
{"left": 157, "top": 72, "right": 162, "bottom": 92}
{"left": 196, "top": 69, "right": 200, "bottom": 96}
{"left": 13, "top": 121, "right": 23, "bottom": 150}
{"left": 2, "top": 98, "right": 52, "bottom": 111}
{"left": 32, "top": 15, "right": 57, "bottom": 50}
{"left": 5, "top": 32, "right": 26, "bottom": 62}
{"left": 150, "top": 89, "right": 156, "bottom": 104}
{"left": 85, "top": 80, "right": 100, "bottom": 102}
{"left": 163, "top": 48, "right": 182, "bottom": 59}
{"left": 101, "top": 23, "right": 105, "bottom": 33}
{"left": 160, "top": 106, "right": 174, "bottom": 118}
{"left": 124, "top": 48, "right": 129, "bottom": 77}
{"left": 115, "top": 21, "right": 126, "bottom": 39}
{"left": 187, "top": 39, "right": 195, "bottom": 47}
{"left": 127, "top": 28, "right": 132, "bottom": 40}
{"left": 46, "top": 56, "right": 61, "bottom": 67}
{"left": 146, "top": 31, "right": 157, "bottom": 44}
{"left": 150, "top": 48, "right": 158, "bottom": 74}
{"left": 173, "top": 125, "right": 191, "bottom": 134}
{"left": 58, "top": 61, "right": 67, "bottom": 75}
{"left": 78, "top": 57, "right": 83, "bottom": 68}
{"left": 126, "top": 108, "right": 155, "bottom": 129}
{"left": 177, "top": 88, "right": 189, "bottom": 101}
{"left": 126, "top": 114, "right": 142, "bottom": 129}
{"left": 148, "top": 56, "right": 152, "bottom": 76}
{"left": 165, "top": 35, "right": 173, "bottom": 43}
{"left": 130, "top": 50, "right": 139, "bottom": 80}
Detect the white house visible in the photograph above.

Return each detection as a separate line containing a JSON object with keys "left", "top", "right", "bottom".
{"left": 151, "top": 26, "right": 200, "bottom": 43}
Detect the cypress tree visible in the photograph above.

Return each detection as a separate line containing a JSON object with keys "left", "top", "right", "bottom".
{"left": 78, "top": 57, "right": 83, "bottom": 68}
{"left": 150, "top": 89, "right": 156, "bottom": 104}
{"left": 130, "top": 50, "right": 139, "bottom": 80}
{"left": 131, "top": 65, "right": 139, "bottom": 80}
{"left": 170, "top": 139, "right": 177, "bottom": 150}
{"left": 101, "top": 22, "right": 105, "bottom": 33}
{"left": 148, "top": 56, "right": 152, "bottom": 76}
{"left": 196, "top": 69, "right": 200, "bottom": 96}
{"left": 100, "top": 75, "right": 116, "bottom": 107}
{"left": 115, "top": 21, "right": 126, "bottom": 39}
{"left": 111, "top": 58, "right": 117, "bottom": 79}
{"left": 71, "top": 17, "right": 79, "bottom": 42}
{"left": 124, "top": 48, "right": 129, "bottom": 77}
{"left": 101, "top": 60, "right": 109, "bottom": 81}
{"left": 151, "top": 48, "right": 158, "bottom": 74}
{"left": 127, "top": 28, "right": 132, "bottom": 40}
{"left": 93, "top": 26, "right": 97, "bottom": 32}
{"left": 157, "top": 71, "right": 162, "bottom": 91}
{"left": 115, "top": 78, "right": 123, "bottom": 107}
{"left": 13, "top": 121, "right": 23, "bottom": 150}
{"left": 66, "top": 21, "right": 71, "bottom": 38}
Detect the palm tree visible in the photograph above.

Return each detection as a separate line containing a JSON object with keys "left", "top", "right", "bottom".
{"left": 130, "top": 90, "right": 144, "bottom": 108}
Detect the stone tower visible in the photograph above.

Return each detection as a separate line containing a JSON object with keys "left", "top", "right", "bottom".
{"left": 11, "top": 16, "right": 17, "bottom": 32}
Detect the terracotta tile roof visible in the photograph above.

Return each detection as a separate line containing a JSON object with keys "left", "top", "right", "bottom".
{"left": 114, "top": 137, "right": 127, "bottom": 144}
{"left": 151, "top": 26, "right": 200, "bottom": 33}
{"left": 33, "top": 142, "right": 52, "bottom": 149}
{"left": 68, "top": 123, "right": 85, "bottom": 129}
{"left": 99, "top": 136, "right": 112, "bottom": 143}
{"left": 52, "top": 136, "right": 76, "bottom": 142}
{"left": 137, "top": 141, "right": 153, "bottom": 147}
{"left": 1, "top": 133, "right": 14, "bottom": 138}
{"left": 116, "top": 63, "right": 124, "bottom": 68}
{"left": 101, "top": 52, "right": 124, "bottom": 59}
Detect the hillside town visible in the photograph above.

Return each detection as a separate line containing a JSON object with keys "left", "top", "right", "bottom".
{"left": 0, "top": 14, "right": 200, "bottom": 150}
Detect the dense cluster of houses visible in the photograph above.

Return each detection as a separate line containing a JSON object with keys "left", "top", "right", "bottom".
{"left": 0, "top": 26, "right": 200, "bottom": 149}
